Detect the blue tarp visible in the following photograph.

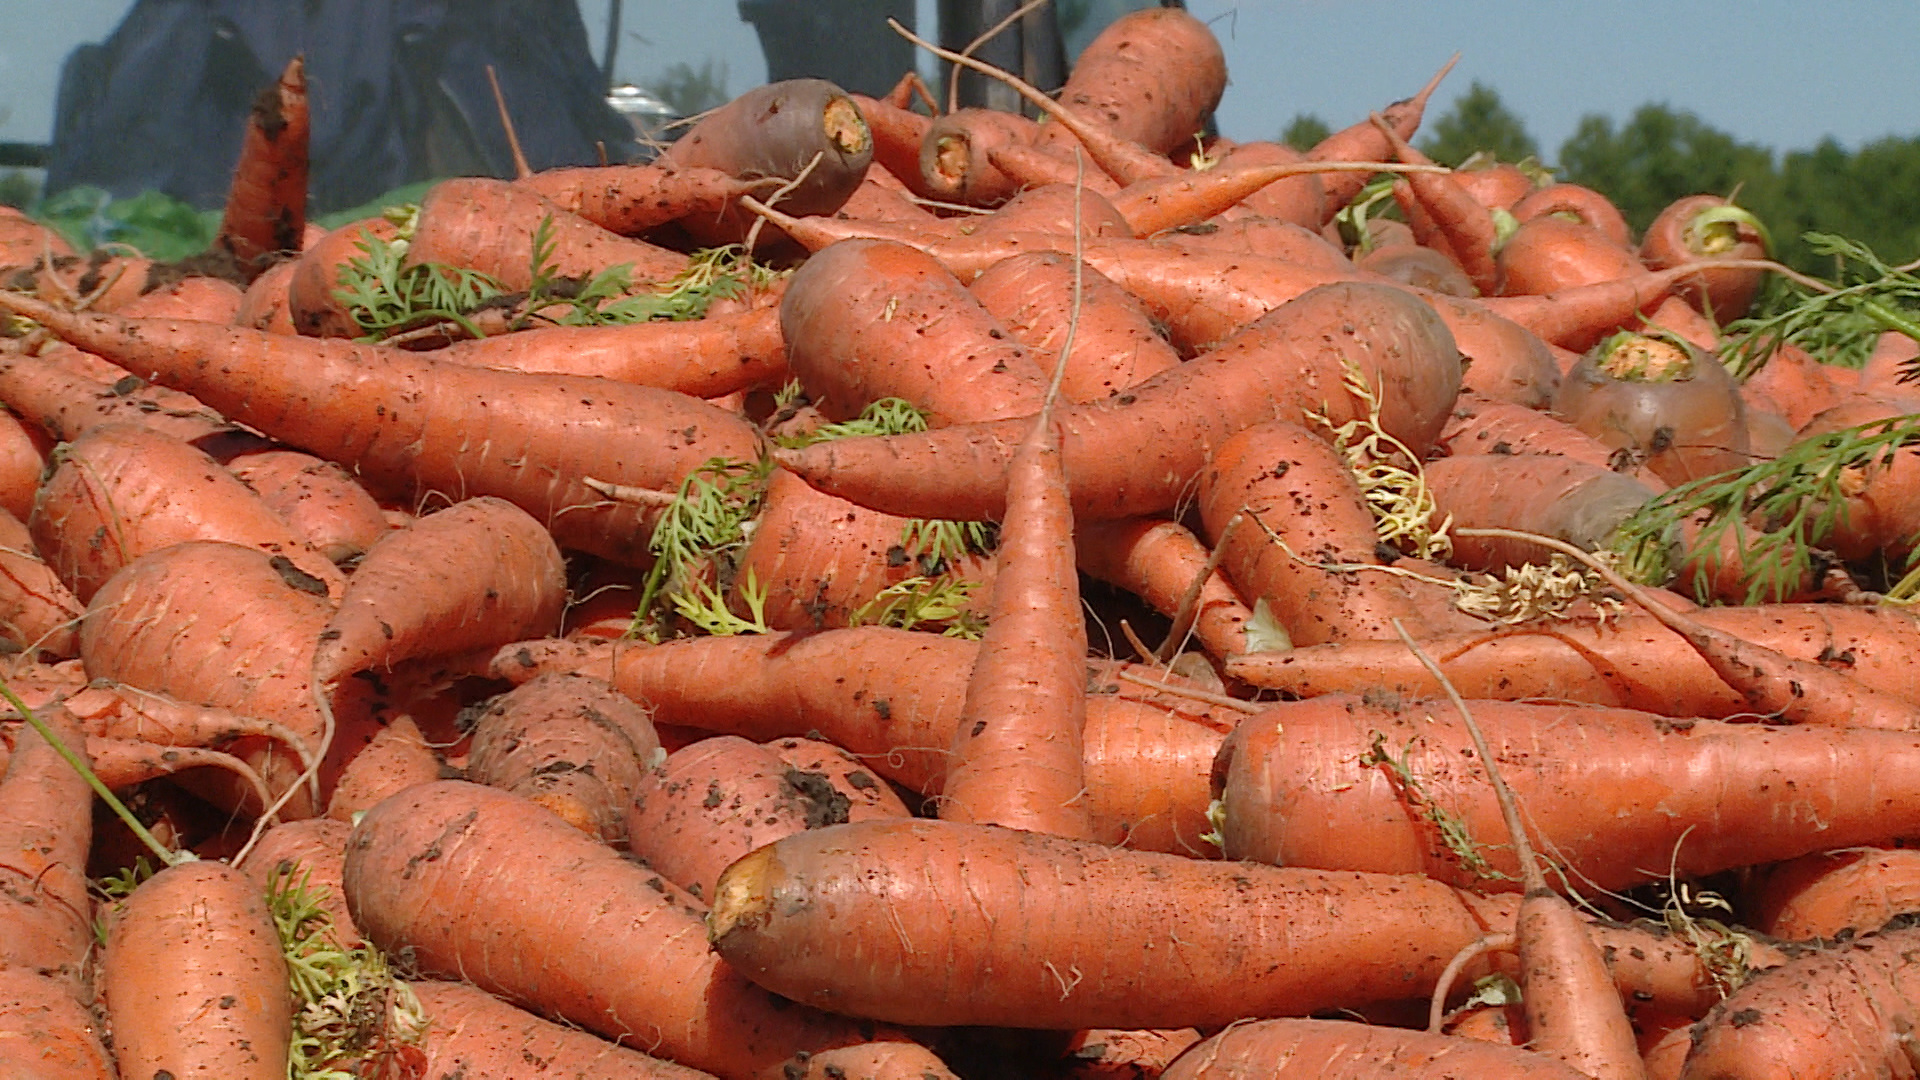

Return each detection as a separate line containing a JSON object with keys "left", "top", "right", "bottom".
{"left": 45, "top": 0, "right": 640, "bottom": 213}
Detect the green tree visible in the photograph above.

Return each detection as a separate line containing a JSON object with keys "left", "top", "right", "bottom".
{"left": 1279, "top": 113, "right": 1331, "bottom": 152}
{"left": 1556, "top": 103, "right": 1777, "bottom": 237}
{"left": 647, "top": 60, "right": 730, "bottom": 117}
{"left": 1771, "top": 135, "right": 1920, "bottom": 273}
{"left": 1415, "top": 81, "right": 1539, "bottom": 167}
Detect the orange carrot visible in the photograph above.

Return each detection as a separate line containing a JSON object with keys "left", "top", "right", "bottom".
{"left": 1374, "top": 112, "right": 1500, "bottom": 294}
{"left": 1512, "top": 182, "right": 1634, "bottom": 248}
{"left": 1158, "top": 215, "right": 1355, "bottom": 270}
{"left": 0, "top": 506, "right": 83, "bottom": 658}
{"left": 707, "top": 816, "right": 1697, "bottom": 1031}
{"left": 344, "top": 779, "right": 950, "bottom": 1079}
{"left": 1305, "top": 55, "right": 1458, "bottom": 221}
{"left": 409, "top": 980, "right": 722, "bottom": 1080}
{"left": 779, "top": 237, "right": 1046, "bottom": 423}
{"left": 919, "top": 107, "right": 1043, "bottom": 206}
{"left": 626, "top": 734, "right": 909, "bottom": 901}
{"left": 406, "top": 177, "right": 690, "bottom": 291}
{"left": 239, "top": 816, "right": 361, "bottom": 947}
{"left": 220, "top": 443, "right": 392, "bottom": 563}
{"left": 1551, "top": 330, "right": 1751, "bottom": 485}
{"left": 286, "top": 216, "right": 399, "bottom": 337}
{"left": 30, "top": 422, "right": 344, "bottom": 602}
{"left": 516, "top": 161, "right": 764, "bottom": 236}
{"left": 0, "top": 292, "right": 766, "bottom": 563}
{"left": 1751, "top": 847, "right": 1920, "bottom": 941}
{"left": 101, "top": 860, "right": 292, "bottom": 1080}
{"left": 661, "top": 78, "right": 875, "bottom": 245}
{"left": 323, "top": 714, "right": 443, "bottom": 822}
{"left": 0, "top": 969, "right": 116, "bottom": 1078}
{"left": 1216, "top": 692, "right": 1920, "bottom": 892}
{"left": 1681, "top": 920, "right": 1920, "bottom": 1077}
{"left": 772, "top": 280, "right": 1464, "bottom": 522}
{"left": 1226, "top": 602, "right": 1920, "bottom": 716}
{"left": 465, "top": 672, "right": 661, "bottom": 842}
{"left": 0, "top": 336, "right": 231, "bottom": 444}
{"left": 966, "top": 250, "right": 1180, "bottom": 402}
{"left": 1208, "top": 140, "right": 1326, "bottom": 228}
{"left": 1031, "top": 7, "right": 1227, "bottom": 164}
{"left": 1158, "top": 1019, "right": 1593, "bottom": 1079}
{"left": 851, "top": 93, "right": 941, "bottom": 202}
{"left": 118, "top": 275, "right": 247, "bottom": 323}
{"left": 1198, "top": 418, "right": 1476, "bottom": 646}
{"left": 0, "top": 407, "right": 51, "bottom": 521}
{"left": 938, "top": 383, "right": 1091, "bottom": 837}
{"left": 430, "top": 300, "right": 792, "bottom": 398}
{"left": 213, "top": 55, "right": 308, "bottom": 277}
{"left": 1075, "top": 517, "right": 1253, "bottom": 662}
{"left": 1497, "top": 213, "right": 1645, "bottom": 297}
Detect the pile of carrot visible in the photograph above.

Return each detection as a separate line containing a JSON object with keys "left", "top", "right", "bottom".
{"left": 4, "top": 15, "right": 1920, "bottom": 1080}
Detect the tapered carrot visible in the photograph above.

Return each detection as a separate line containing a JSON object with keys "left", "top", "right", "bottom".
{"left": 987, "top": 142, "right": 1124, "bottom": 196}
{"left": 1438, "top": 392, "right": 1639, "bottom": 474}
{"left": 102, "top": 860, "right": 292, "bottom": 1080}
{"left": 431, "top": 300, "right": 790, "bottom": 398}
{"left": 939, "top": 364, "right": 1091, "bottom": 836}
{"left": 1373, "top": 111, "right": 1500, "bottom": 294}
{"left": 0, "top": 292, "right": 766, "bottom": 563}
{"left": 213, "top": 55, "right": 308, "bottom": 278}
{"left": 707, "top": 817, "right": 1727, "bottom": 1031}
{"left": 29, "top": 422, "right": 345, "bottom": 602}
{"left": 344, "top": 780, "right": 951, "bottom": 1079}
{"left": 772, "top": 281, "right": 1464, "bottom": 522}
{"left": 954, "top": 182, "right": 1134, "bottom": 243}
{"left": 406, "top": 177, "right": 690, "bottom": 291}
{"left": 1226, "top": 601, "right": 1920, "bottom": 716}
{"left": 1478, "top": 263, "right": 1742, "bottom": 353}
{"left": 516, "top": 161, "right": 764, "bottom": 236}
{"left": 1305, "top": 55, "right": 1458, "bottom": 221}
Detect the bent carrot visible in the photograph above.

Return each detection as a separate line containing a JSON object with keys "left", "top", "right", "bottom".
{"left": 1305, "top": 55, "right": 1457, "bottom": 221}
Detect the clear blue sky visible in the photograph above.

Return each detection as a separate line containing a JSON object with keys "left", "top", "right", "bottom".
{"left": 3, "top": 0, "right": 1916, "bottom": 167}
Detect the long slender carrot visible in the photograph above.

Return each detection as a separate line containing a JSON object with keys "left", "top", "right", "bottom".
{"left": 1159, "top": 1019, "right": 1594, "bottom": 1079}
{"left": 1372, "top": 111, "right": 1500, "bottom": 294}
{"left": 939, "top": 329, "right": 1091, "bottom": 836}
{"left": 0, "top": 292, "right": 765, "bottom": 563}
{"left": 0, "top": 702, "right": 93, "bottom": 987}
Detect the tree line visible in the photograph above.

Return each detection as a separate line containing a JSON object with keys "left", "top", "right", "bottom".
{"left": 1285, "top": 83, "right": 1920, "bottom": 276}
